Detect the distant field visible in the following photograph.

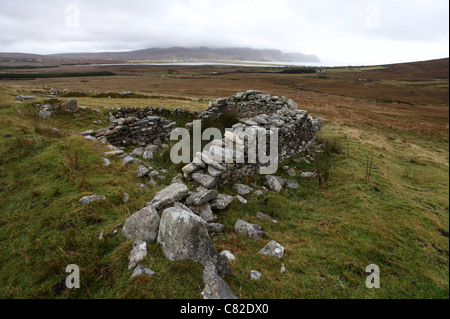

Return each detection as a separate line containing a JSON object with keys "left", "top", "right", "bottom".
{"left": 0, "top": 58, "right": 448, "bottom": 299}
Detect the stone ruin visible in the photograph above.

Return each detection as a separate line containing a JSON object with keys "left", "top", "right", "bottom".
{"left": 79, "top": 90, "right": 324, "bottom": 299}
{"left": 182, "top": 90, "right": 324, "bottom": 187}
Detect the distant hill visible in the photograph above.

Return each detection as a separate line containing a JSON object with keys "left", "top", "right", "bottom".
{"left": 0, "top": 47, "right": 321, "bottom": 63}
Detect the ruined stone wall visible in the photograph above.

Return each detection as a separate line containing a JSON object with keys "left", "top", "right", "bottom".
{"left": 183, "top": 91, "right": 325, "bottom": 187}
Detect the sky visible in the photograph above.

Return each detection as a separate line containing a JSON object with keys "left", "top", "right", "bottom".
{"left": 0, "top": 0, "right": 448, "bottom": 65}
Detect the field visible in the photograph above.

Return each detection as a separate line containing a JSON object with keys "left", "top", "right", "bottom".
{"left": 0, "top": 58, "right": 448, "bottom": 299}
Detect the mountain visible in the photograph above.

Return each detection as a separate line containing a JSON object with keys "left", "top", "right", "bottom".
{"left": 0, "top": 47, "right": 320, "bottom": 63}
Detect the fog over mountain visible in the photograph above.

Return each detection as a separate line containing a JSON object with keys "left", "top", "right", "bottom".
{"left": 0, "top": 0, "right": 448, "bottom": 65}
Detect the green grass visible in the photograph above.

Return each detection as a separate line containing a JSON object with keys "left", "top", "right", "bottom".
{"left": 0, "top": 86, "right": 448, "bottom": 299}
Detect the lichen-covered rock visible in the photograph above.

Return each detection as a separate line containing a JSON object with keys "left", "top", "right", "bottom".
{"left": 157, "top": 207, "right": 231, "bottom": 277}
{"left": 121, "top": 206, "right": 160, "bottom": 244}
{"left": 128, "top": 239, "right": 147, "bottom": 269}
{"left": 79, "top": 195, "right": 105, "bottom": 206}
{"left": 232, "top": 183, "right": 254, "bottom": 195}
{"left": 210, "top": 194, "right": 234, "bottom": 210}
{"left": 185, "top": 189, "right": 219, "bottom": 206}
{"left": 147, "top": 183, "right": 189, "bottom": 210}
{"left": 258, "top": 240, "right": 285, "bottom": 259}
{"left": 131, "top": 264, "right": 156, "bottom": 278}
{"left": 201, "top": 263, "right": 238, "bottom": 300}
{"left": 61, "top": 99, "right": 78, "bottom": 112}
{"left": 266, "top": 175, "right": 285, "bottom": 192}
{"left": 235, "top": 219, "right": 267, "bottom": 239}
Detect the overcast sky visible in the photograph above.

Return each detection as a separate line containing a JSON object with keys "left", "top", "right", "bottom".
{"left": 0, "top": 0, "right": 448, "bottom": 65}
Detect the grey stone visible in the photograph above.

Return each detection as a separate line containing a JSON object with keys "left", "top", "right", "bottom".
{"left": 232, "top": 183, "right": 254, "bottom": 195}
{"left": 201, "top": 263, "right": 238, "bottom": 300}
{"left": 131, "top": 147, "right": 144, "bottom": 157}
{"left": 104, "top": 150, "right": 124, "bottom": 157}
{"left": 236, "top": 195, "right": 247, "bottom": 204}
{"left": 206, "top": 223, "right": 225, "bottom": 234}
{"left": 286, "top": 167, "right": 296, "bottom": 177}
{"left": 220, "top": 250, "right": 236, "bottom": 261}
{"left": 79, "top": 195, "right": 105, "bottom": 206}
{"left": 266, "top": 175, "right": 284, "bottom": 192}
{"left": 182, "top": 163, "right": 200, "bottom": 176}
{"left": 143, "top": 150, "right": 154, "bottom": 160}
{"left": 185, "top": 189, "right": 219, "bottom": 206}
{"left": 197, "top": 203, "right": 217, "bottom": 222}
{"left": 235, "top": 219, "right": 267, "bottom": 239}
{"left": 157, "top": 207, "right": 232, "bottom": 277}
{"left": 123, "top": 192, "right": 130, "bottom": 203}
{"left": 250, "top": 270, "right": 262, "bottom": 280}
{"left": 61, "top": 99, "right": 78, "bottom": 112}
{"left": 258, "top": 240, "right": 285, "bottom": 258}
{"left": 210, "top": 194, "right": 234, "bottom": 210}
{"left": 136, "top": 165, "right": 149, "bottom": 178}
{"left": 103, "top": 157, "right": 111, "bottom": 167}
{"left": 301, "top": 171, "right": 318, "bottom": 178}
{"left": 147, "top": 183, "right": 189, "bottom": 210}
{"left": 39, "top": 109, "right": 52, "bottom": 119}
{"left": 123, "top": 156, "right": 139, "bottom": 165}
{"left": 256, "top": 212, "right": 277, "bottom": 223}
{"left": 284, "top": 179, "right": 300, "bottom": 189}
{"left": 131, "top": 264, "right": 156, "bottom": 278}
{"left": 122, "top": 206, "right": 160, "bottom": 244}
{"left": 191, "top": 173, "right": 218, "bottom": 189}
{"left": 128, "top": 239, "right": 147, "bottom": 269}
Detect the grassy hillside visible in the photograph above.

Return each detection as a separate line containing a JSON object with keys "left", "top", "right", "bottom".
{"left": 0, "top": 63, "right": 448, "bottom": 299}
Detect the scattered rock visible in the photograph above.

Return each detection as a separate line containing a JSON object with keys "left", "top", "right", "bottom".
{"left": 236, "top": 195, "right": 247, "bottom": 204}
{"left": 123, "top": 192, "right": 130, "bottom": 203}
{"left": 192, "top": 173, "right": 218, "bottom": 189}
{"left": 206, "top": 223, "right": 225, "bottom": 234}
{"left": 131, "top": 147, "right": 144, "bottom": 157}
{"left": 147, "top": 183, "right": 189, "bottom": 210}
{"left": 122, "top": 206, "right": 161, "bottom": 244}
{"left": 128, "top": 239, "right": 147, "bottom": 269}
{"left": 103, "top": 157, "right": 111, "bottom": 167}
{"left": 286, "top": 167, "right": 296, "bottom": 177}
{"left": 250, "top": 270, "right": 262, "bottom": 281}
{"left": 39, "top": 109, "right": 52, "bottom": 119}
{"left": 301, "top": 171, "right": 318, "bottom": 178}
{"left": 256, "top": 212, "right": 277, "bottom": 223}
{"left": 136, "top": 165, "right": 149, "bottom": 178}
{"left": 280, "top": 263, "right": 286, "bottom": 273}
{"left": 143, "top": 150, "right": 154, "bottom": 160}
{"left": 258, "top": 240, "right": 285, "bottom": 258}
{"left": 131, "top": 264, "right": 156, "bottom": 278}
{"left": 284, "top": 179, "right": 300, "bottom": 189}
{"left": 123, "top": 156, "right": 139, "bottom": 165}
{"left": 220, "top": 250, "right": 236, "bottom": 261}
{"left": 79, "top": 195, "right": 105, "bottom": 206}
{"left": 61, "top": 98, "right": 78, "bottom": 112}
{"left": 232, "top": 183, "right": 254, "bottom": 195}
{"left": 201, "top": 263, "right": 238, "bottom": 300}
{"left": 210, "top": 194, "right": 234, "bottom": 210}
{"left": 185, "top": 189, "right": 219, "bottom": 206}
{"left": 104, "top": 150, "right": 124, "bottom": 157}
{"left": 197, "top": 203, "right": 217, "bottom": 223}
{"left": 235, "top": 219, "right": 267, "bottom": 239}
{"left": 266, "top": 175, "right": 285, "bottom": 192}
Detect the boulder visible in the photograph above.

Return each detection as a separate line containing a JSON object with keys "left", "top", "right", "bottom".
{"left": 157, "top": 207, "right": 231, "bottom": 277}
{"left": 61, "top": 99, "right": 78, "bottom": 112}
{"left": 147, "top": 183, "right": 189, "bottom": 210}
{"left": 258, "top": 240, "right": 285, "bottom": 259}
{"left": 121, "top": 206, "right": 160, "bottom": 244}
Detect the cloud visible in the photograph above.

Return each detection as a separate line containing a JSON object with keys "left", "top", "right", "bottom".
{"left": 0, "top": 0, "right": 448, "bottom": 64}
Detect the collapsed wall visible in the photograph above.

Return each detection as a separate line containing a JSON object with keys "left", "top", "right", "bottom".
{"left": 182, "top": 90, "right": 325, "bottom": 187}
{"left": 96, "top": 106, "right": 195, "bottom": 147}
